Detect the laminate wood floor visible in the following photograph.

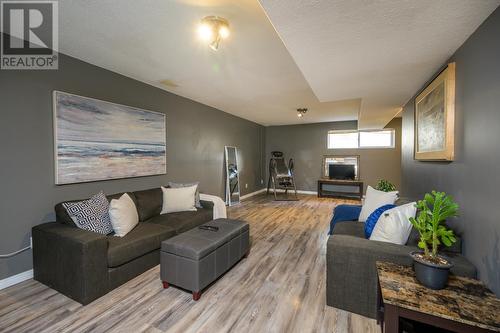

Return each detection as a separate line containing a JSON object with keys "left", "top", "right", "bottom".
{"left": 0, "top": 194, "right": 379, "bottom": 333}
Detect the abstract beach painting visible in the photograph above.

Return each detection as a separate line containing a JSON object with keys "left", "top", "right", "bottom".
{"left": 54, "top": 91, "right": 166, "bottom": 184}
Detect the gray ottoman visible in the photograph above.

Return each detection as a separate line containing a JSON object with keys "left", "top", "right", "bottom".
{"left": 160, "top": 218, "right": 250, "bottom": 300}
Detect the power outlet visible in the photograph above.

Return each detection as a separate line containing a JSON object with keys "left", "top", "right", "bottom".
{"left": 260, "top": 179, "right": 264, "bottom": 184}
{"left": 245, "top": 183, "right": 248, "bottom": 189}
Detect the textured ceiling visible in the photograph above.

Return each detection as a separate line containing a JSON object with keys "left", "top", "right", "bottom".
{"left": 259, "top": 0, "right": 500, "bottom": 128}
{"left": 54, "top": 0, "right": 500, "bottom": 127}
{"left": 56, "top": 0, "right": 360, "bottom": 126}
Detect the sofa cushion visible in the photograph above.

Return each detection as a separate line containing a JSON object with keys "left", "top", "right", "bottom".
{"left": 107, "top": 192, "right": 137, "bottom": 203}
{"left": 55, "top": 201, "right": 76, "bottom": 226}
{"left": 333, "top": 219, "right": 463, "bottom": 253}
{"left": 160, "top": 185, "right": 198, "bottom": 214}
{"left": 107, "top": 223, "right": 175, "bottom": 268}
{"left": 147, "top": 208, "right": 213, "bottom": 234}
{"left": 328, "top": 204, "right": 362, "bottom": 235}
{"left": 332, "top": 221, "right": 366, "bottom": 238}
{"left": 133, "top": 188, "right": 163, "bottom": 222}
{"left": 369, "top": 202, "right": 416, "bottom": 245}
{"left": 168, "top": 181, "right": 202, "bottom": 208}
{"left": 109, "top": 193, "right": 139, "bottom": 237}
{"left": 364, "top": 204, "right": 396, "bottom": 238}
{"left": 359, "top": 186, "right": 398, "bottom": 222}
{"left": 62, "top": 191, "right": 114, "bottom": 235}
{"left": 55, "top": 192, "right": 137, "bottom": 226}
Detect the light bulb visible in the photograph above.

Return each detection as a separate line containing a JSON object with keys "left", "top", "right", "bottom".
{"left": 297, "top": 112, "right": 303, "bottom": 118}
{"left": 219, "top": 25, "right": 230, "bottom": 39}
{"left": 198, "top": 23, "right": 213, "bottom": 41}
{"left": 198, "top": 16, "right": 230, "bottom": 50}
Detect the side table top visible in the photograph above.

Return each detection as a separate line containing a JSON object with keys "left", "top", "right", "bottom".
{"left": 376, "top": 261, "right": 500, "bottom": 332}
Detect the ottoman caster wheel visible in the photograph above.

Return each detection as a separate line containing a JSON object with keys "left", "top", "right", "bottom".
{"left": 192, "top": 291, "right": 201, "bottom": 301}
{"left": 162, "top": 281, "right": 169, "bottom": 289}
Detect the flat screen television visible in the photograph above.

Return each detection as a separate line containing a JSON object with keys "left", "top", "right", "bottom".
{"left": 329, "top": 164, "right": 356, "bottom": 180}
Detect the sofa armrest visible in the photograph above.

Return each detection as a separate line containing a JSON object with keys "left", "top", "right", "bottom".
{"left": 330, "top": 234, "right": 417, "bottom": 261}
{"left": 32, "top": 222, "right": 109, "bottom": 304}
{"left": 200, "top": 200, "right": 214, "bottom": 210}
{"left": 326, "top": 234, "right": 415, "bottom": 319}
{"left": 326, "top": 234, "right": 476, "bottom": 319}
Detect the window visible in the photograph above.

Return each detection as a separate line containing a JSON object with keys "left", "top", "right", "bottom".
{"left": 359, "top": 130, "right": 395, "bottom": 148}
{"left": 327, "top": 131, "right": 359, "bottom": 149}
{"left": 328, "top": 129, "right": 395, "bottom": 149}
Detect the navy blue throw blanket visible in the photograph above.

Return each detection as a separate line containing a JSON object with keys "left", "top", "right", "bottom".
{"left": 328, "top": 204, "right": 362, "bottom": 235}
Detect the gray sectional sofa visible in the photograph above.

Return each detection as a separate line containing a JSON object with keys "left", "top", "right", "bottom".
{"left": 326, "top": 221, "right": 477, "bottom": 319}
{"left": 32, "top": 187, "right": 214, "bottom": 305}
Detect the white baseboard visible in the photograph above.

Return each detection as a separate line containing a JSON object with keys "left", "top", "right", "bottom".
{"left": 238, "top": 188, "right": 317, "bottom": 201}
{"left": 296, "top": 190, "right": 318, "bottom": 195}
{"left": 240, "top": 188, "right": 266, "bottom": 200}
{"left": 0, "top": 269, "right": 33, "bottom": 290}
{"left": 271, "top": 189, "right": 318, "bottom": 195}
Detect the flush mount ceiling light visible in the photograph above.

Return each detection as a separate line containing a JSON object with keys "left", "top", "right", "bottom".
{"left": 297, "top": 108, "right": 308, "bottom": 118}
{"left": 197, "top": 16, "right": 230, "bottom": 51}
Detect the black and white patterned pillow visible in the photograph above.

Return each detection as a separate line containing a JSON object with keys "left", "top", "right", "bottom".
{"left": 63, "top": 191, "right": 113, "bottom": 235}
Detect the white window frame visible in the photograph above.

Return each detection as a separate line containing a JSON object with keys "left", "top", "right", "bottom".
{"left": 327, "top": 129, "right": 395, "bottom": 149}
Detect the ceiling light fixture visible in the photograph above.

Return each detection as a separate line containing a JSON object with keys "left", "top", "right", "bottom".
{"left": 297, "top": 108, "right": 308, "bottom": 118}
{"left": 197, "top": 16, "right": 230, "bottom": 51}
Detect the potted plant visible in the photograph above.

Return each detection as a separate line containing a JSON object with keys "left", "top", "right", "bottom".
{"left": 376, "top": 179, "right": 396, "bottom": 192}
{"left": 409, "top": 191, "right": 458, "bottom": 289}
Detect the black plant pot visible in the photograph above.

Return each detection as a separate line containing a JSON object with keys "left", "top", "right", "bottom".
{"left": 410, "top": 251, "right": 453, "bottom": 290}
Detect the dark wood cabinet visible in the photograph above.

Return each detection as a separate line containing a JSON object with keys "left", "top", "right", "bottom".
{"left": 317, "top": 179, "right": 363, "bottom": 200}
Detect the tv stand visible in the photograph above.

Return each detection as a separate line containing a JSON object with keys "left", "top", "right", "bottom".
{"left": 317, "top": 179, "right": 363, "bottom": 200}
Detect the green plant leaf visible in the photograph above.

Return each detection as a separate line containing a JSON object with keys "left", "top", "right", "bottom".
{"left": 413, "top": 190, "right": 459, "bottom": 254}
{"left": 441, "top": 236, "right": 452, "bottom": 246}
{"left": 376, "top": 179, "right": 396, "bottom": 192}
{"left": 424, "top": 193, "right": 435, "bottom": 205}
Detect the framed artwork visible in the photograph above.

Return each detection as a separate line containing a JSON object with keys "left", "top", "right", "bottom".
{"left": 53, "top": 91, "right": 166, "bottom": 184}
{"left": 414, "top": 63, "right": 455, "bottom": 161}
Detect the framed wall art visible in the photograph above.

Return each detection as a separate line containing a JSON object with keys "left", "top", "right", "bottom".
{"left": 53, "top": 91, "right": 166, "bottom": 184}
{"left": 414, "top": 63, "right": 455, "bottom": 161}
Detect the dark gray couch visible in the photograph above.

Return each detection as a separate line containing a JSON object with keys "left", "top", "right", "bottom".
{"left": 326, "top": 221, "right": 477, "bottom": 319}
{"left": 32, "top": 187, "right": 214, "bottom": 305}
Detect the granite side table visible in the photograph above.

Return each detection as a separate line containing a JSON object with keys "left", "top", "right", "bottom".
{"left": 376, "top": 261, "right": 500, "bottom": 333}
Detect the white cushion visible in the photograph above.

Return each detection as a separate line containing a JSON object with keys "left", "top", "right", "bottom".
{"left": 369, "top": 202, "right": 417, "bottom": 245}
{"left": 161, "top": 185, "right": 198, "bottom": 214}
{"left": 109, "top": 193, "right": 139, "bottom": 237}
{"left": 358, "top": 186, "right": 399, "bottom": 222}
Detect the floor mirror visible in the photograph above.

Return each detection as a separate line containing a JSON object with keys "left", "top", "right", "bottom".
{"left": 225, "top": 146, "right": 240, "bottom": 205}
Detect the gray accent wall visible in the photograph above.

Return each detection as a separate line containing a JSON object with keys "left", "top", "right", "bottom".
{"left": 265, "top": 118, "right": 402, "bottom": 193}
{"left": 401, "top": 8, "right": 500, "bottom": 295}
{"left": 0, "top": 52, "right": 265, "bottom": 280}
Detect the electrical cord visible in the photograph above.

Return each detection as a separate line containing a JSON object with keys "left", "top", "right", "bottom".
{"left": 0, "top": 245, "right": 31, "bottom": 258}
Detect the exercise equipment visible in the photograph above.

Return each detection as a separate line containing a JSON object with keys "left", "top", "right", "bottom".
{"left": 267, "top": 151, "right": 298, "bottom": 201}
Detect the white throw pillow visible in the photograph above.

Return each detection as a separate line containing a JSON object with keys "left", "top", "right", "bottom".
{"left": 109, "top": 193, "right": 139, "bottom": 237}
{"left": 358, "top": 186, "right": 399, "bottom": 222}
{"left": 369, "top": 202, "right": 417, "bottom": 245}
{"left": 161, "top": 185, "right": 198, "bottom": 214}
